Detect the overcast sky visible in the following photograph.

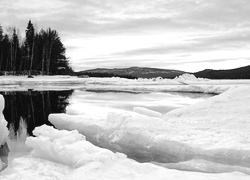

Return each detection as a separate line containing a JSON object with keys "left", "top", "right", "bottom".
{"left": 1, "top": 0, "right": 250, "bottom": 72}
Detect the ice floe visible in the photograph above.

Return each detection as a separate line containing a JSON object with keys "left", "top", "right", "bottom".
{"left": 2, "top": 125, "right": 249, "bottom": 180}
{"left": 49, "top": 86, "right": 250, "bottom": 175}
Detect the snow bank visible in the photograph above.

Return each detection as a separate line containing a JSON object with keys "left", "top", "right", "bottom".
{"left": 3, "top": 125, "right": 243, "bottom": 180}
{"left": 49, "top": 86, "right": 250, "bottom": 174}
{"left": 0, "top": 95, "right": 8, "bottom": 146}
{"left": 1, "top": 155, "right": 71, "bottom": 180}
{"left": 162, "top": 86, "right": 250, "bottom": 165}
{"left": 0, "top": 95, "right": 9, "bottom": 171}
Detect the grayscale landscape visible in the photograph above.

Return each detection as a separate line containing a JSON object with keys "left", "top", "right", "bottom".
{"left": 1, "top": 1, "right": 250, "bottom": 179}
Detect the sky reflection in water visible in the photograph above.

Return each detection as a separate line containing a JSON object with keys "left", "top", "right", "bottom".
{"left": 66, "top": 90, "right": 213, "bottom": 118}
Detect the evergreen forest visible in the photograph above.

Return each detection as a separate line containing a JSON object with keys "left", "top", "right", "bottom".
{"left": 0, "top": 21, "right": 72, "bottom": 75}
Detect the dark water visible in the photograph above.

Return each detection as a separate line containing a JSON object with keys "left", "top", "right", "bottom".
{"left": 0, "top": 90, "right": 73, "bottom": 136}
{"left": 0, "top": 90, "right": 71, "bottom": 171}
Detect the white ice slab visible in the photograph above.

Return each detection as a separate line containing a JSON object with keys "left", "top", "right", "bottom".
{"left": 2, "top": 125, "right": 249, "bottom": 180}
{"left": 49, "top": 86, "right": 250, "bottom": 174}
{"left": 0, "top": 95, "right": 8, "bottom": 146}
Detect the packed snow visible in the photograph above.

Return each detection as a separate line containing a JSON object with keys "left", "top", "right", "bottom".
{"left": 1, "top": 75, "right": 250, "bottom": 179}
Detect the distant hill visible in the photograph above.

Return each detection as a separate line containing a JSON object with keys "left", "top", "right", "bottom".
{"left": 76, "top": 65, "right": 250, "bottom": 79}
{"left": 76, "top": 67, "right": 188, "bottom": 79}
{"left": 194, "top": 65, "right": 250, "bottom": 79}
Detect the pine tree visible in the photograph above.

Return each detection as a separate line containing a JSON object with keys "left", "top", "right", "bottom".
{"left": 0, "top": 21, "right": 72, "bottom": 75}
{"left": 24, "top": 20, "right": 35, "bottom": 73}
{"left": 0, "top": 25, "right": 3, "bottom": 71}
{"left": 0, "top": 25, "right": 3, "bottom": 40}
{"left": 12, "top": 28, "right": 21, "bottom": 73}
{"left": 2, "top": 35, "right": 10, "bottom": 71}
{"left": 38, "top": 28, "right": 70, "bottom": 75}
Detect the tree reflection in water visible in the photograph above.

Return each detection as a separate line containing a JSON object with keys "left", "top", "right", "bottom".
{"left": 0, "top": 90, "right": 73, "bottom": 136}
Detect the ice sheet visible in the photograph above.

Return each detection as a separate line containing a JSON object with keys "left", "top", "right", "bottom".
{"left": 65, "top": 91, "right": 210, "bottom": 119}
{"left": 49, "top": 86, "right": 250, "bottom": 174}
{"left": 1, "top": 76, "right": 250, "bottom": 179}
{"left": 2, "top": 125, "right": 249, "bottom": 180}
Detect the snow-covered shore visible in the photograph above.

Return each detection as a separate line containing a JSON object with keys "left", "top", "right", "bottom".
{"left": 1, "top": 76, "right": 250, "bottom": 179}
{"left": 0, "top": 75, "right": 250, "bottom": 93}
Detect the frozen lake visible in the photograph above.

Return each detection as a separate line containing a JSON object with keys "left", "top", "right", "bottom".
{"left": 0, "top": 89, "right": 212, "bottom": 172}
{"left": 1, "top": 77, "right": 250, "bottom": 179}
{"left": 0, "top": 90, "right": 212, "bottom": 136}
{"left": 0, "top": 89, "right": 213, "bottom": 173}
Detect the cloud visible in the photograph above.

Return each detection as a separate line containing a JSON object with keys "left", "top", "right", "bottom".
{"left": 1, "top": 0, "right": 250, "bottom": 71}
{"left": 114, "top": 28, "right": 250, "bottom": 57}
{"left": 72, "top": 58, "right": 148, "bottom": 71}
{"left": 2, "top": 0, "right": 250, "bottom": 37}
{"left": 182, "top": 0, "right": 250, "bottom": 26}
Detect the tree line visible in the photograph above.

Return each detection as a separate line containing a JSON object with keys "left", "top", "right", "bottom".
{"left": 0, "top": 21, "right": 72, "bottom": 75}
{"left": 77, "top": 71, "right": 137, "bottom": 79}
